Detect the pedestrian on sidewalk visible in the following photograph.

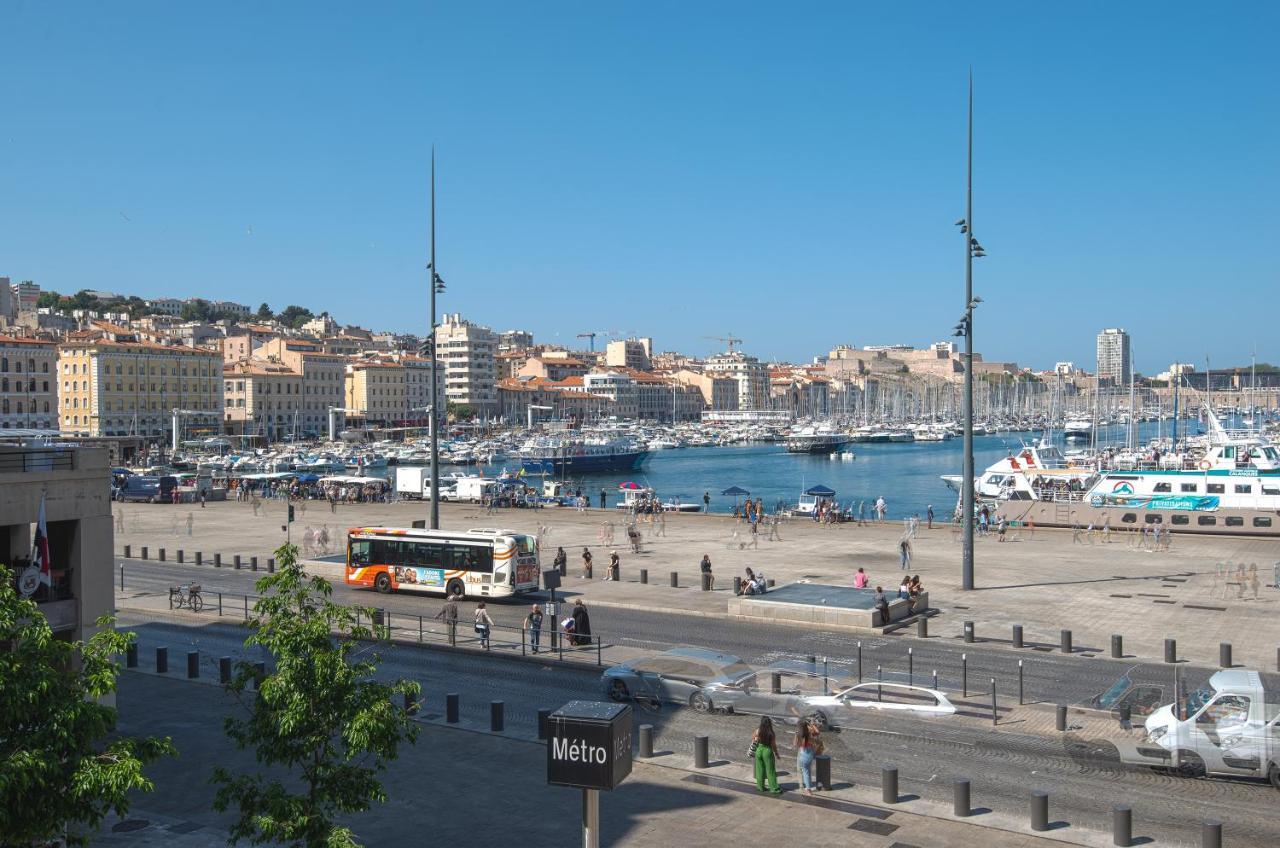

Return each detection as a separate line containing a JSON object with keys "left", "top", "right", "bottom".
{"left": 751, "top": 717, "right": 782, "bottom": 794}
{"left": 600, "top": 488, "right": 607, "bottom": 509}
{"left": 553, "top": 546, "right": 567, "bottom": 574}
{"left": 899, "top": 537, "right": 912, "bottom": 569}
{"left": 199, "top": 489, "right": 206, "bottom": 508}
{"left": 795, "top": 718, "right": 819, "bottom": 795}
{"left": 474, "top": 602, "right": 494, "bottom": 649}
{"left": 873, "top": 586, "right": 889, "bottom": 625}
{"left": 700, "top": 554, "right": 714, "bottom": 590}
{"left": 606, "top": 550, "right": 620, "bottom": 582}
{"left": 525, "top": 604, "right": 544, "bottom": 653}
{"left": 581, "top": 547, "right": 593, "bottom": 579}
{"left": 853, "top": 567, "right": 869, "bottom": 589}
{"left": 748, "top": 520, "right": 758, "bottom": 548}
{"left": 571, "top": 599, "right": 592, "bottom": 646}
{"left": 927, "top": 504, "right": 934, "bottom": 529}
{"left": 857, "top": 500, "right": 866, "bottom": 526}
{"left": 703, "top": 491, "right": 711, "bottom": 513}
{"left": 435, "top": 590, "right": 460, "bottom": 645}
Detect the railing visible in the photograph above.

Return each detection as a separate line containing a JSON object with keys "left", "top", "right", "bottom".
{"left": 0, "top": 448, "right": 75, "bottom": 473}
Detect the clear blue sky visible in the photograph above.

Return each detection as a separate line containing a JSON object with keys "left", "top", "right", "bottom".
{"left": 2, "top": 2, "right": 1276, "bottom": 373}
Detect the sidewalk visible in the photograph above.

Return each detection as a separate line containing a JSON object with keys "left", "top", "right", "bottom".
{"left": 94, "top": 671, "right": 1104, "bottom": 848}
{"left": 113, "top": 498, "right": 1280, "bottom": 670}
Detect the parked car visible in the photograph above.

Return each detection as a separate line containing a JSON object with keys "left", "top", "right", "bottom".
{"left": 116, "top": 474, "right": 178, "bottom": 503}
{"left": 602, "top": 647, "right": 753, "bottom": 712}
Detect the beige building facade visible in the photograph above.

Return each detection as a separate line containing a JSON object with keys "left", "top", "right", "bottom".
{"left": 0, "top": 336, "right": 59, "bottom": 431}
{"left": 344, "top": 361, "right": 407, "bottom": 426}
{"left": 222, "top": 359, "right": 304, "bottom": 440}
{"left": 437, "top": 313, "right": 497, "bottom": 413}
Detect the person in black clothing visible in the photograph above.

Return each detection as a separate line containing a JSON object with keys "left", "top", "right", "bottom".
{"left": 700, "top": 554, "right": 714, "bottom": 590}
{"left": 703, "top": 491, "right": 711, "bottom": 513}
{"left": 571, "top": 599, "right": 592, "bottom": 646}
{"left": 553, "top": 546, "right": 567, "bottom": 574}
{"left": 599, "top": 488, "right": 607, "bottom": 509}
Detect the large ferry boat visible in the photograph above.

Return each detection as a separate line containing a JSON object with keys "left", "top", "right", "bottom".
{"left": 518, "top": 435, "right": 650, "bottom": 474}
{"left": 783, "top": 424, "right": 853, "bottom": 455}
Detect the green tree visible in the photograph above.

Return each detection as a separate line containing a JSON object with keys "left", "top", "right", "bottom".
{"left": 446, "top": 402, "right": 475, "bottom": 421}
{"left": 256, "top": 302, "right": 273, "bottom": 321}
{"left": 275, "top": 305, "right": 314, "bottom": 330}
{"left": 212, "top": 544, "right": 419, "bottom": 848}
{"left": 180, "top": 298, "right": 213, "bottom": 322}
{"left": 36, "top": 290, "right": 62, "bottom": 309}
{"left": 0, "top": 567, "right": 175, "bottom": 846}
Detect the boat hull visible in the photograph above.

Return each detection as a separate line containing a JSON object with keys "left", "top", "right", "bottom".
{"left": 995, "top": 500, "right": 1280, "bottom": 538}
{"left": 521, "top": 450, "right": 651, "bottom": 474}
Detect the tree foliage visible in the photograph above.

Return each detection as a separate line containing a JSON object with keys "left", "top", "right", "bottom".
{"left": 256, "top": 302, "right": 274, "bottom": 320}
{"left": 0, "top": 566, "right": 175, "bottom": 846}
{"left": 212, "top": 545, "right": 419, "bottom": 848}
{"left": 275, "top": 305, "right": 314, "bottom": 330}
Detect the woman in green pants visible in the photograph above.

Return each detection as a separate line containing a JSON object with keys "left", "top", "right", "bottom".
{"left": 752, "top": 717, "right": 782, "bottom": 794}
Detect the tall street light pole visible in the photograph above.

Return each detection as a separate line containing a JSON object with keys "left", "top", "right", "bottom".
{"left": 428, "top": 148, "right": 442, "bottom": 529}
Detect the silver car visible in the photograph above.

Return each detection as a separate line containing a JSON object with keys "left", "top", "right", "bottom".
{"left": 701, "top": 664, "right": 849, "bottom": 721}
{"left": 602, "top": 647, "right": 753, "bottom": 712}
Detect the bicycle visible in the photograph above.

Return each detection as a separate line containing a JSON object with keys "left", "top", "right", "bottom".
{"left": 169, "top": 583, "right": 204, "bottom": 612}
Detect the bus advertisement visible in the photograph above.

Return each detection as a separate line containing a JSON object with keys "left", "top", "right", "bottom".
{"left": 345, "top": 526, "right": 540, "bottom": 599}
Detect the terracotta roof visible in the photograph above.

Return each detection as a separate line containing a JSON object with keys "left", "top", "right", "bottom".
{"left": 0, "top": 335, "right": 57, "bottom": 346}
{"left": 552, "top": 375, "right": 585, "bottom": 387}
{"left": 58, "top": 338, "right": 220, "bottom": 356}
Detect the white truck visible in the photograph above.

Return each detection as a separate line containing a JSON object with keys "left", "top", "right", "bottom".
{"left": 1134, "top": 669, "right": 1280, "bottom": 788}
{"left": 453, "top": 476, "right": 502, "bottom": 504}
{"left": 394, "top": 467, "right": 456, "bottom": 501}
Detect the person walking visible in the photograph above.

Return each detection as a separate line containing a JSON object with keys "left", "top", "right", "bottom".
{"left": 571, "top": 599, "right": 591, "bottom": 646}
{"left": 474, "top": 601, "right": 494, "bottom": 649}
{"left": 752, "top": 717, "right": 782, "bottom": 794}
{"left": 553, "top": 546, "right": 567, "bottom": 575}
{"left": 899, "top": 537, "right": 912, "bottom": 570}
{"left": 926, "top": 504, "right": 934, "bottom": 530}
{"left": 435, "top": 590, "right": 460, "bottom": 645}
{"left": 700, "top": 553, "right": 714, "bottom": 590}
{"left": 581, "top": 547, "right": 593, "bottom": 579}
{"left": 703, "top": 491, "right": 711, "bottom": 513}
{"left": 199, "top": 489, "right": 206, "bottom": 509}
{"left": 526, "top": 603, "right": 544, "bottom": 653}
{"left": 795, "top": 718, "right": 819, "bottom": 795}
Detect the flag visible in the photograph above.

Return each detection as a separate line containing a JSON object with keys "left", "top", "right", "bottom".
{"left": 32, "top": 494, "right": 51, "bottom": 587}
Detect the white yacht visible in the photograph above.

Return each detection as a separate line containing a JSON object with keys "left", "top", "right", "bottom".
{"left": 1063, "top": 419, "right": 1093, "bottom": 441}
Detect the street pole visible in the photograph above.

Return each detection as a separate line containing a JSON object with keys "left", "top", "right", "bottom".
{"left": 582, "top": 788, "right": 600, "bottom": 848}
{"left": 961, "top": 71, "right": 975, "bottom": 591}
{"left": 429, "top": 147, "right": 440, "bottom": 529}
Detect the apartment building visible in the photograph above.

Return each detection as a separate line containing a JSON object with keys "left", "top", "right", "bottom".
{"left": 1096, "top": 328, "right": 1131, "bottom": 384}
{"left": 223, "top": 359, "right": 304, "bottom": 440}
{"left": 57, "top": 340, "right": 222, "bottom": 438}
{"left": 344, "top": 360, "right": 406, "bottom": 426}
{"left": 704, "top": 350, "right": 770, "bottom": 410}
{"left": 257, "top": 338, "right": 347, "bottom": 438}
{"left": 0, "top": 336, "right": 59, "bottom": 431}
{"left": 604, "top": 338, "right": 652, "bottom": 371}
{"left": 396, "top": 354, "right": 446, "bottom": 424}
{"left": 673, "top": 368, "right": 739, "bottom": 411}
{"left": 517, "top": 355, "right": 589, "bottom": 382}
{"left": 582, "top": 371, "right": 638, "bottom": 419}
{"left": 436, "top": 313, "right": 497, "bottom": 413}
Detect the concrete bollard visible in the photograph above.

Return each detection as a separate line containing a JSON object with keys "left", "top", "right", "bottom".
{"left": 954, "top": 778, "right": 971, "bottom": 817}
{"left": 733, "top": 575, "right": 741, "bottom": 594}
{"left": 1220, "top": 642, "right": 1232, "bottom": 669}
{"left": 446, "top": 693, "right": 459, "bottom": 723}
{"left": 219, "top": 656, "right": 231, "bottom": 684}
{"left": 701, "top": 572, "right": 712, "bottom": 591}
{"left": 1030, "top": 790, "right": 1049, "bottom": 832}
{"left": 670, "top": 571, "right": 679, "bottom": 588}
{"left": 767, "top": 578, "right": 775, "bottom": 587}
{"left": 155, "top": 646, "right": 168, "bottom": 674}
{"left": 214, "top": 553, "right": 221, "bottom": 568}
{"left": 186, "top": 650, "right": 199, "bottom": 679}
{"left": 815, "top": 754, "right": 831, "bottom": 790}
{"left": 251, "top": 555, "right": 258, "bottom": 571}
{"left": 770, "top": 672, "right": 781, "bottom": 694}
{"left": 141, "top": 546, "right": 148, "bottom": 560}
{"left": 881, "top": 765, "right": 899, "bottom": 803}
{"left": 234, "top": 554, "right": 241, "bottom": 570}
{"left": 1165, "top": 638, "right": 1177, "bottom": 663}
{"left": 964, "top": 620, "right": 975, "bottom": 643}
{"left": 1113, "top": 804, "right": 1132, "bottom": 847}
{"left": 640, "top": 569, "right": 648, "bottom": 585}
{"left": 694, "top": 735, "right": 709, "bottom": 768}
{"left": 1201, "top": 820, "right": 1221, "bottom": 848}
{"left": 1111, "top": 634, "right": 1123, "bottom": 659}
{"left": 1057, "top": 704, "right": 1068, "bottom": 731}
{"left": 1061, "top": 629, "right": 1073, "bottom": 654}
{"left": 1012, "top": 624, "right": 1023, "bottom": 648}
{"left": 490, "top": 701, "right": 504, "bottom": 732}
{"left": 917, "top": 616, "right": 928, "bottom": 638}
{"left": 158, "top": 548, "right": 166, "bottom": 562}
{"left": 538, "top": 709, "right": 552, "bottom": 740}
{"left": 126, "top": 643, "right": 138, "bottom": 668}
{"left": 124, "top": 544, "right": 131, "bottom": 558}
{"left": 639, "top": 724, "right": 653, "bottom": 757}
{"left": 196, "top": 551, "right": 203, "bottom": 565}
{"left": 177, "top": 549, "right": 184, "bottom": 563}
{"left": 268, "top": 557, "right": 275, "bottom": 573}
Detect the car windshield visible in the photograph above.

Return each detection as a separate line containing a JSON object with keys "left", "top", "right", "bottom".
{"left": 1180, "top": 685, "right": 1215, "bottom": 718}
{"left": 1093, "top": 676, "right": 1133, "bottom": 710}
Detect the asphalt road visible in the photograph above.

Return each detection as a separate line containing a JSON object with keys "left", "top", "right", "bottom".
{"left": 120, "top": 611, "right": 1280, "bottom": 847}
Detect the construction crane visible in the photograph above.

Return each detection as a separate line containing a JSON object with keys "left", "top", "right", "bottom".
{"left": 704, "top": 334, "right": 744, "bottom": 353}
{"left": 576, "top": 331, "right": 600, "bottom": 351}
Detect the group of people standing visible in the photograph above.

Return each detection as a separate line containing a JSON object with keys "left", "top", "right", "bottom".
{"left": 751, "top": 715, "right": 824, "bottom": 795}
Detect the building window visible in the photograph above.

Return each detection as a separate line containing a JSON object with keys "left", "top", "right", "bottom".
{"left": 1207, "top": 483, "right": 1225, "bottom": 494}
{"left": 1234, "top": 484, "right": 1252, "bottom": 494}
{"left": 1180, "top": 483, "right": 1197, "bottom": 493}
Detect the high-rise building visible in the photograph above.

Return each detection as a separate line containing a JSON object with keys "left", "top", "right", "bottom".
{"left": 1096, "top": 328, "right": 1131, "bottom": 384}
{"left": 605, "top": 339, "right": 652, "bottom": 371}
{"left": 704, "top": 350, "right": 769, "bottom": 410}
{"left": 436, "top": 314, "right": 496, "bottom": 413}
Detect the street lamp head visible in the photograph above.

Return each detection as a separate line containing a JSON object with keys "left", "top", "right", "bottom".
{"left": 971, "top": 296, "right": 983, "bottom": 304}
{"left": 954, "top": 218, "right": 966, "bottom": 227}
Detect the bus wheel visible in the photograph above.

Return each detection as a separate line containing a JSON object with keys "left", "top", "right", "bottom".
{"left": 446, "top": 578, "right": 465, "bottom": 598}
{"left": 374, "top": 572, "right": 392, "bottom": 594}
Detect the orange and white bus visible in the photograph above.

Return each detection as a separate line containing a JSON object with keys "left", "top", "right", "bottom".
{"left": 345, "top": 526, "right": 540, "bottom": 599}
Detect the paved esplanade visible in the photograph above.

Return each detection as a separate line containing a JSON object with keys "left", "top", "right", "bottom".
{"left": 114, "top": 498, "right": 1280, "bottom": 670}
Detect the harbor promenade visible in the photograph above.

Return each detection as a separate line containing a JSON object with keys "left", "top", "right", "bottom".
{"left": 112, "top": 499, "right": 1280, "bottom": 671}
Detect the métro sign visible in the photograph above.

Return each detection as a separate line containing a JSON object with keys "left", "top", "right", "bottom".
{"left": 546, "top": 701, "right": 633, "bottom": 791}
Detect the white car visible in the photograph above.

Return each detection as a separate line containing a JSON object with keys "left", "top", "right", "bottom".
{"left": 801, "top": 682, "right": 956, "bottom": 730}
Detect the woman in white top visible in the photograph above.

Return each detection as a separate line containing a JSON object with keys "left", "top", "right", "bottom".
{"left": 474, "top": 602, "right": 495, "bottom": 649}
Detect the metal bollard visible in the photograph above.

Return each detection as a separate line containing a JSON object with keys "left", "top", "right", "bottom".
{"left": 177, "top": 549, "right": 184, "bottom": 563}
{"left": 1220, "top": 642, "right": 1232, "bottom": 669}
{"left": 1056, "top": 704, "right": 1068, "bottom": 731}
{"left": 670, "top": 571, "right": 679, "bottom": 588}
{"left": 917, "top": 616, "right": 927, "bottom": 638}
{"left": 1060, "top": 629, "right": 1073, "bottom": 654}
{"left": 1164, "top": 638, "right": 1177, "bottom": 663}
{"left": 1119, "top": 702, "right": 1132, "bottom": 726}
{"left": 446, "top": 693, "right": 459, "bottom": 723}
{"left": 538, "top": 709, "right": 552, "bottom": 740}
{"left": 141, "top": 546, "right": 149, "bottom": 560}
{"left": 701, "top": 572, "right": 712, "bottom": 591}
{"left": 881, "top": 765, "right": 899, "bottom": 803}
{"left": 219, "top": 656, "right": 231, "bottom": 684}
{"left": 694, "top": 735, "right": 709, "bottom": 768}
{"left": 638, "top": 724, "right": 653, "bottom": 757}
{"left": 1111, "top": 634, "right": 1123, "bottom": 658}
{"left": 954, "top": 778, "right": 971, "bottom": 816}
{"left": 196, "top": 551, "right": 203, "bottom": 565}
{"left": 1030, "top": 790, "right": 1049, "bottom": 832}
{"left": 1018, "top": 660, "right": 1024, "bottom": 705}
{"left": 640, "top": 568, "right": 648, "bottom": 585}
{"left": 126, "top": 642, "right": 138, "bottom": 668}
{"left": 990, "top": 678, "right": 998, "bottom": 725}
{"left": 1201, "top": 820, "right": 1222, "bottom": 848}
{"left": 490, "top": 701, "right": 504, "bottom": 732}
{"left": 124, "top": 544, "right": 131, "bottom": 558}
{"left": 1113, "top": 804, "right": 1132, "bottom": 847}
{"left": 964, "top": 620, "right": 974, "bottom": 643}
{"left": 268, "top": 557, "right": 275, "bottom": 572}
{"left": 766, "top": 578, "right": 774, "bottom": 587}
{"left": 962, "top": 653, "right": 968, "bottom": 697}
{"left": 815, "top": 754, "right": 831, "bottom": 790}
{"left": 733, "top": 575, "right": 741, "bottom": 594}
{"left": 234, "top": 554, "right": 241, "bottom": 570}
{"left": 187, "top": 650, "right": 199, "bottom": 679}
{"left": 159, "top": 548, "right": 166, "bottom": 562}
{"left": 770, "top": 672, "right": 781, "bottom": 694}
{"left": 155, "top": 646, "right": 168, "bottom": 674}
{"left": 251, "top": 555, "right": 258, "bottom": 571}
{"left": 214, "top": 553, "right": 221, "bottom": 567}
{"left": 1012, "top": 624, "right": 1023, "bottom": 648}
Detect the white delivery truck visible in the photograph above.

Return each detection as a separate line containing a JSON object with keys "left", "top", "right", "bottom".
{"left": 1134, "top": 669, "right": 1280, "bottom": 787}
{"left": 453, "top": 476, "right": 502, "bottom": 504}
{"left": 394, "top": 467, "right": 457, "bottom": 501}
